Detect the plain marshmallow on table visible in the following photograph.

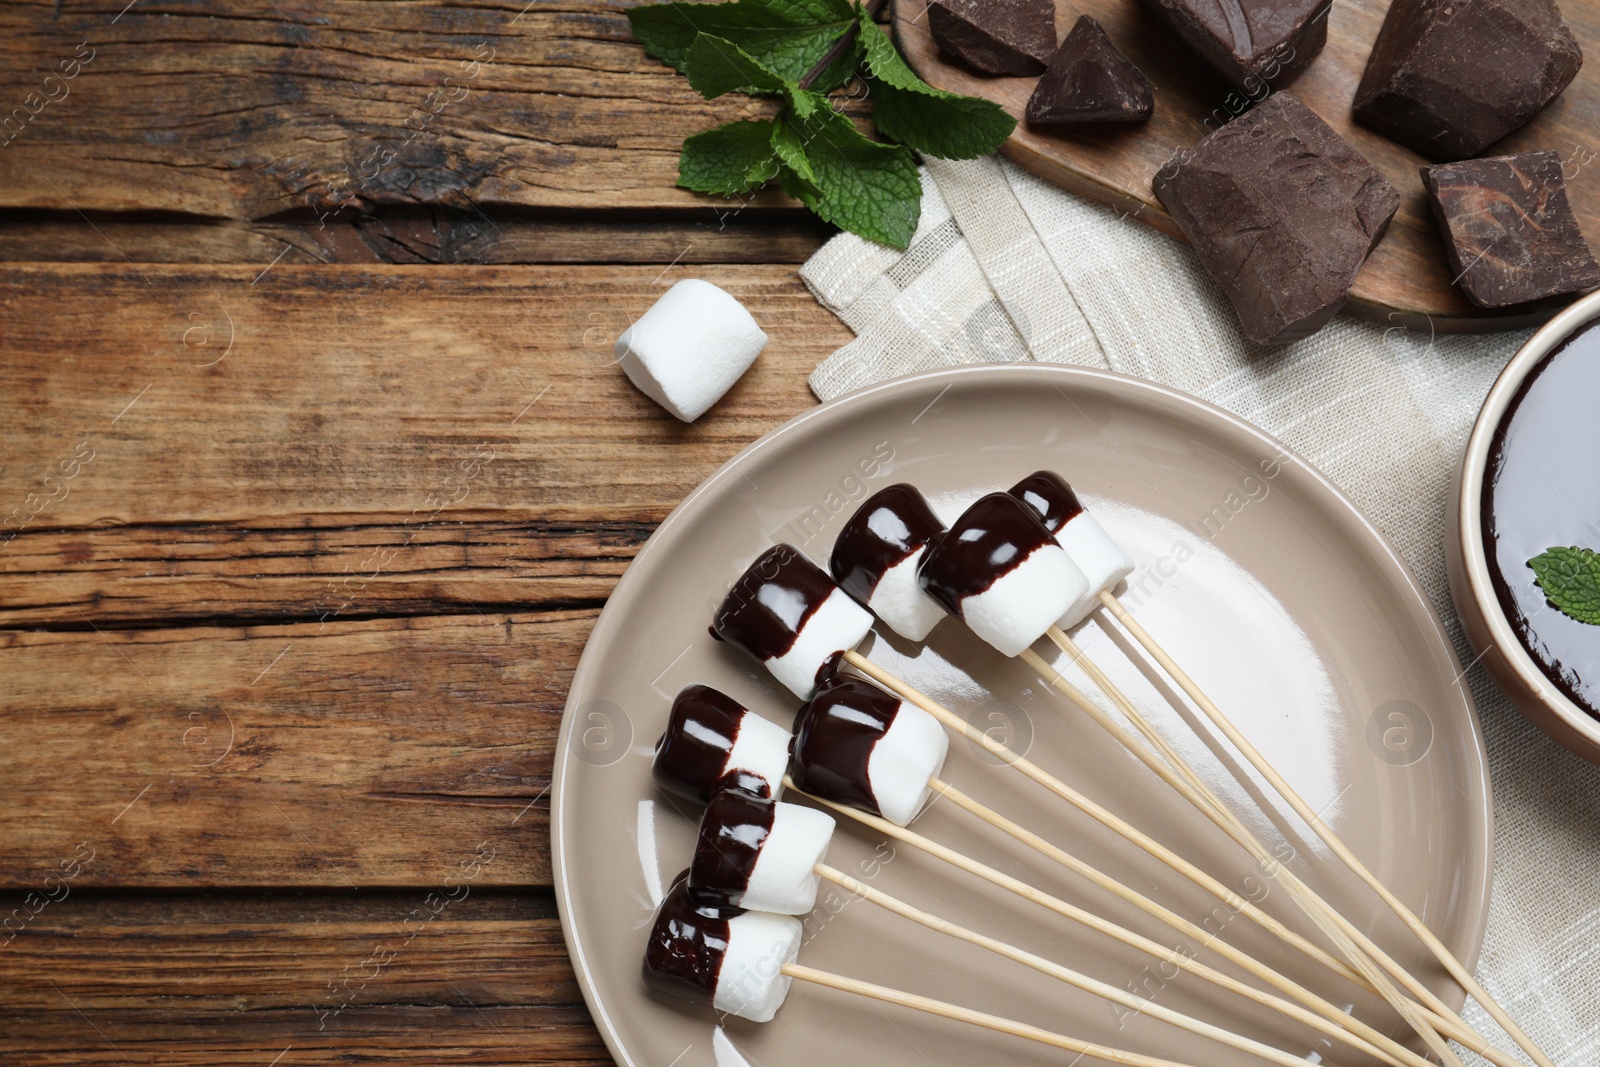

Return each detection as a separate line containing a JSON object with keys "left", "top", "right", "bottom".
{"left": 614, "top": 279, "right": 767, "bottom": 422}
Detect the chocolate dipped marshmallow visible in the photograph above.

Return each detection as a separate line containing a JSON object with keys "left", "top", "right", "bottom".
{"left": 830, "top": 484, "right": 948, "bottom": 642}
{"left": 1009, "top": 471, "right": 1134, "bottom": 628}
{"left": 713, "top": 545, "right": 875, "bottom": 699}
{"left": 790, "top": 676, "right": 948, "bottom": 827}
{"left": 688, "top": 791, "right": 836, "bottom": 915}
{"left": 917, "top": 492, "right": 1088, "bottom": 657}
{"left": 642, "top": 871, "right": 801, "bottom": 1022}
{"left": 652, "top": 684, "right": 791, "bottom": 803}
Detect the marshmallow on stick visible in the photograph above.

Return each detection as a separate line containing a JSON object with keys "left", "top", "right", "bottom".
{"left": 917, "top": 492, "right": 1089, "bottom": 657}
{"left": 653, "top": 684, "right": 792, "bottom": 803}
{"left": 688, "top": 791, "right": 836, "bottom": 914}
{"left": 1009, "top": 471, "right": 1134, "bottom": 628}
{"left": 790, "top": 675, "right": 949, "bottom": 827}
{"left": 712, "top": 544, "right": 874, "bottom": 699}
{"left": 643, "top": 871, "right": 802, "bottom": 1022}
{"left": 830, "top": 483, "right": 949, "bottom": 642}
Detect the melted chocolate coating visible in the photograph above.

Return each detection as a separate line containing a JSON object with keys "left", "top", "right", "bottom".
{"left": 642, "top": 870, "right": 741, "bottom": 1008}
{"left": 830, "top": 484, "right": 945, "bottom": 605}
{"left": 1008, "top": 471, "right": 1084, "bottom": 534}
{"left": 917, "top": 492, "right": 1058, "bottom": 612}
{"left": 789, "top": 676, "right": 901, "bottom": 814}
{"left": 652, "top": 685, "right": 774, "bottom": 803}
{"left": 712, "top": 545, "right": 837, "bottom": 663}
{"left": 689, "top": 791, "right": 777, "bottom": 905}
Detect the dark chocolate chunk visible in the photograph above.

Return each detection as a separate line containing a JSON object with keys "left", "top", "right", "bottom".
{"left": 1152, "top": 94, "right": 1400, "bottom": 346}
{"left": 789, "top": 676, "right": 902, "bottom": 816}
{"left": 830, "top": 483, "right": 945, "bottom": 606}
{"left": 1026, "top": 15, "right": 1154, "bottom": 126}
{"left": 1138, "top": 0, "right": 1329, "bottom": 92}
{"left": 928, "top": 0, "right": 1057, "bottom": 77}
{"left": 1353, "top": 0, "right": 1582, "bottom": 162}
{"left": 712, "top": 544, "right": 836, "bottom": 663}
{"left": 1007, "top": 471, "right": 1084, "bottom": 534}
{"left": 652, "top": 684, "right": 774, "bottom": 804}
{"left": 689, "top": 791, "right": 776, "bottom": 906}
{"left": 642, "top": 870, "right": 739, "bottom": 1008}
{"left": 1421, "top": 151, "right": 1600, "bottom": 308}
{"left": 917, "top": 492, "right": 1058, "bottom": 613}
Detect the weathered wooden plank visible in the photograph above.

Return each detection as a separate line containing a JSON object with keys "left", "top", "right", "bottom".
{"left": 0, "top": 210, "right": 832, "bottom": 265}
{"left": 0, "top": 263, "right": 839, "bottom": 536}
{"left": 1, "top": 1008, "right": 610, "bottom": 1066}
{"left": 0, "top": 611, "right": 590, "bottom": 888}
{"left": 0, "top": 0, "right": 867, "bottom": 218}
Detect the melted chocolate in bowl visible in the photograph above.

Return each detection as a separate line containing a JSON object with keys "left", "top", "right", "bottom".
{"left": 641, "top": 872, "right": 739, "bottom": 1007}
{"left": 711, "top": 544, "right": 836, "bottom": 661}
{"left": 789, "top": 677, "right": 901, "bottom": 814}
{"left": 689, "top": 792, "right": 776, "bottom": 904}
{"left": 917, "top": 491, "right": 1058, "bottom": 610}
{"left": 830, "top": 483, "right": 945, "bottom": 603}
{"left": 1485, "top": 320, "right": 1600, "bottom": 720}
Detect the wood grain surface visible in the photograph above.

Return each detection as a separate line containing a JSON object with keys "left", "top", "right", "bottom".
{"left": 893, "top": 0, "right": 1600, "bottom": 331}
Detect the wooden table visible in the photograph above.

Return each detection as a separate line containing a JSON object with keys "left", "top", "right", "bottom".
{"left": 0, "top": 3, "right": 848, "bottom": 1061}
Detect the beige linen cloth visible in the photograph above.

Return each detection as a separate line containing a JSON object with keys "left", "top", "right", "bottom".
{"left": 800, "top": 156, "right": 1597, "bottom": 1062}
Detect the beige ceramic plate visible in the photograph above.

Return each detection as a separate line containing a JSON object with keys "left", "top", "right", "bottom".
{"left": 553, "top": 365, "right": 1491, "bottom": 1067}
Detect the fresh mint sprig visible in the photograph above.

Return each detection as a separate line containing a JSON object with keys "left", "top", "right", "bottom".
{"left": 1529, "top": 546, "right": 1600, "bottom": 626}
{"left": 627, "top": 0, "right": 1016, "bottom": 249}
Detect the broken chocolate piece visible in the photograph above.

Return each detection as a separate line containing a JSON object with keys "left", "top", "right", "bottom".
{"left": 1421, "top": 151, "right": 1600, "bottom": 308}
{"left": 1152, "top": 94, "right": 1400, "bottom": 346}
{"left": 1354, "top": 0, "right": 1582, "bottom": 162}
{"left": 1027, "top": 15, "right": 1154, "bottom": 125}
{"left": 927, "top": 0, "right": 1056, "bottom": 77}
{"left": 1138, "top": 0, "right": 1330, "bottom": 92}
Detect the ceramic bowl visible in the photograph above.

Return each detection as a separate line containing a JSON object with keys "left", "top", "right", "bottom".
{"left": 1449, "top": 289, "right": 1600, "bottom": 762}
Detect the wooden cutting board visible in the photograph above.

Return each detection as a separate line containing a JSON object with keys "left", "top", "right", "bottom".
{"left": 893, "top": 0, "right": 1600, "bottom": 332}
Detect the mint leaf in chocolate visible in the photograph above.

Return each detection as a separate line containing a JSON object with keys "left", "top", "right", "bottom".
{"left": 857, "top": 13, "right": 1015, "bottom": 159}
{"left": 1353, "top": 0, "right": 1582, "bottom": 162}
{"left": 1422, "top": 151, "right": 1600, "bottom": 309}
{"left": 1530, "top": 546, "right": 1600, "bottom": 626}
{"left": 927, "top": 0, "right": 1057, "bottom": 76}
{"left": 678, "top": 120, "right": 782, "bottom": 195}
{"left": 1026, "top": 15, "right": 1153, "bottom": 126}
{"left": 628, "top": 0, "right": 859, "bottom": 90}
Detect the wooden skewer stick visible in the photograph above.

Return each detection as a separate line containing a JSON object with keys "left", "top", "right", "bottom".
{"left": 792, "top": 779, "right": 1428, "bottom": 1067}
{"left": 1029, "top": 636, "right": 1501, "bottom": 1067}
{"left": 813, "top": 862, "right": 1326, "bottom": 1067}
{"left": 1094, "top": 587, "right": 1553, "bottom": 1067}
{"left": 933, "top": 779, "right": 1444, "bottom": 1067}
{"left": 782, "top": 963, "right": 1203, "bottom": 1067}
{"left": 843, "top": 648, "right": 1472, "bottom": 1067}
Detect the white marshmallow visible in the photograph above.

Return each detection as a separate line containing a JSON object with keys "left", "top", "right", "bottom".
{"left": 960, "top": 543, "right": 1086, "bottom": 657}
{"left": 723, "top": 712, "right": 793, "bottom": 802}
{"left": 741, "top": 803, "right": 835, "bottom": 915}
{"left": 1055, "top": 512, "right": 1137, "bottom": 629}
{"left": 866, "top": 548, "right": 946, "bottom": 642}
{"left": 765, "top": 587, "right": 874, "bottom": 699}
{"left": 615, "top": 279, "right": 768, "bottom": 423}
{"left": 713, "top": 910, "right": 802, "bottom": 1022}
{"left": 867, "top": 701, "right": 950, "bottom": 826}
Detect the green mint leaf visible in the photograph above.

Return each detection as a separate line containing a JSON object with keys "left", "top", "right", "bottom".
{"left": 771, "top": 120, "right": 818, "bottom": 187}
{"left": 627, "top": 0, "right": 858, "bottom": 90}
{"left": 777, "top": 95, "right": 921, "bottom": 248}
{"left": 856, "top": 16, "right": 1015, "bottom": 159}
{"left": 1529, "top": 546, "right": 1600, "bottom": 625}
{"left": 684, "top": 34, "right": 787, "bottom": 97}
{"left": 679, "top": 119, "right": 782, "bottom": 194}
